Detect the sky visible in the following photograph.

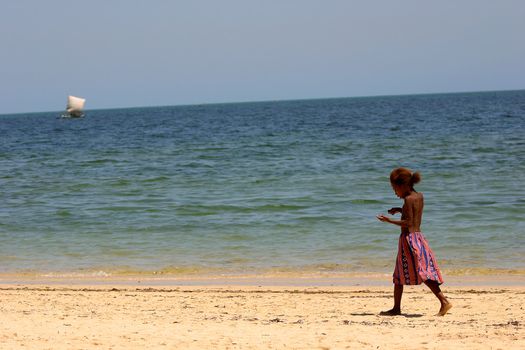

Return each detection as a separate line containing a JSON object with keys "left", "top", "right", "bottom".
{"left": 1, "top": 1, "right": 524, "bottom": 114}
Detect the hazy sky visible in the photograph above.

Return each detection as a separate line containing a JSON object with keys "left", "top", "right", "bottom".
{"left": 1, "top": 1, "right": 524, "bottom": 114}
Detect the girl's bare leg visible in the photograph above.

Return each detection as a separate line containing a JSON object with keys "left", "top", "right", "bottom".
{"left": 380, "top": 284, "right": 403, "bottom": 315}
{"left": 424, "top": 280, "right": 452, "bottom": 316}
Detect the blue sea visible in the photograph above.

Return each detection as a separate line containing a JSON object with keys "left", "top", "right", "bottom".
{"left": 1, "top": 90, "right": 524, "bottom": 278}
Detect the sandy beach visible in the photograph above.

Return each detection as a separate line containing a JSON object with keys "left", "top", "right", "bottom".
{"left": 1, "top": 277, "right": 523, "bottom": 349}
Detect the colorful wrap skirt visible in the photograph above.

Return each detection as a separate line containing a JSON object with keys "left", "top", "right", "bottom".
{"left": 393, "top": 232, "right": 444, "bottom": 285}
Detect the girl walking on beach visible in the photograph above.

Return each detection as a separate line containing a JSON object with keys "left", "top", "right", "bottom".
{"left": 377, "top": 167, "right": 452, "bottom": 316}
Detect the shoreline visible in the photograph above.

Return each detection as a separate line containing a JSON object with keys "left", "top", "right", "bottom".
{"left": 1, "top": 272, "right": 524, "bottom": 288}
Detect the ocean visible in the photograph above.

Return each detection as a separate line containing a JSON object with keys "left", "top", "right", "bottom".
{"left": 1, "top": 90, "right": 524, "bottom": 278}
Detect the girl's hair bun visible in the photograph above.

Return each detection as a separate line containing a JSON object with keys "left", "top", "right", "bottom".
{"left": 411, "top": 171, "right": 421, "bottom": 185}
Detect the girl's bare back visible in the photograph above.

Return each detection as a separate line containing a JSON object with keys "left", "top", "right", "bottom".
{"left": 401, "top": 192, "right": 424, "bottom": 233}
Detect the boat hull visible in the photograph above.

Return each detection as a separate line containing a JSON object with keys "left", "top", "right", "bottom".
{"left": 60, "top": 112, "right": 85, "bottom": 118}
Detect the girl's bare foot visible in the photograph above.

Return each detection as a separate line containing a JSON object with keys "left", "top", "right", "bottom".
{"left": 437, "top": 302, "right": 452, "bottom": 316}
{"left": 380, "top": 308, "right": 401, "bottom": 316}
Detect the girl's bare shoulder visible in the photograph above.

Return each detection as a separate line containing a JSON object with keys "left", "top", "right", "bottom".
{"left": 406, "top": 192, "right": 424, "bottom": 203}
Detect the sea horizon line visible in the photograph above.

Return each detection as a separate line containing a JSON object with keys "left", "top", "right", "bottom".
{"left": 1, "top": 87, "right": 524, "bottom": 117}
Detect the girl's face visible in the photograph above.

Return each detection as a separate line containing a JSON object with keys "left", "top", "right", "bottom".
{"left": 391, "top": 183, "right": 410, "bottom": 198}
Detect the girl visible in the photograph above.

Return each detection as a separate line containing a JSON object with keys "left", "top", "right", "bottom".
{"left": 377, "top": 167, "right": 452, "bottom": 316}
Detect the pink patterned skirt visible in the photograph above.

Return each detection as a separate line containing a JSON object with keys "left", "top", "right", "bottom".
{"left": 393, "top": 232, "right": 444, "bottom": 285}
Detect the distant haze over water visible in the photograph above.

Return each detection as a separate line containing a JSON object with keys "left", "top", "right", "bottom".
{"left": 0, "top": 90, "right": 524, "bottom": 277}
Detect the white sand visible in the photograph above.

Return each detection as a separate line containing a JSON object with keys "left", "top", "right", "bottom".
{"left": 1, "top": 282, "right": 523, "bottom": 349}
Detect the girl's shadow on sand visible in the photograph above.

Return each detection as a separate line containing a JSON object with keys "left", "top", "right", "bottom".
{"left": 350, "top": 312, "right": 424, "bottom": 318}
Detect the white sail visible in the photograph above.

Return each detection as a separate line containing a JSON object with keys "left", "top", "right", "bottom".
{"left": 66, "top": 95, "right": 86, "bottom": 113}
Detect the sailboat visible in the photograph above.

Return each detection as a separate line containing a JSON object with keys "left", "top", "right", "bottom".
{"left": 61, "top": 95, "right": 86, "bottom": 118}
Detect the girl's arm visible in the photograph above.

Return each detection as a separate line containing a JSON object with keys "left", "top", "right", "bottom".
{"left": 377, "top": 199, "right": 414, "bottom": 227}
{"left": 388, "top": 207, "right": 402, "bottom": 215}
{"left": 377, "top": 215, "right": 409, "bottom": 227}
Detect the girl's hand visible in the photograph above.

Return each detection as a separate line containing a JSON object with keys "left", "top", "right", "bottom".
{"left": 388, "top": 207, "right": 402, "bottom": 215}
{"left": 376, "top": 214, "right": 391, "bottom": 223}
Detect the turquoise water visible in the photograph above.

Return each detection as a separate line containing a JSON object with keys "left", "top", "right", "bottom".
{"left": 1, "top": 91, "right": 524, "bottom": 276}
